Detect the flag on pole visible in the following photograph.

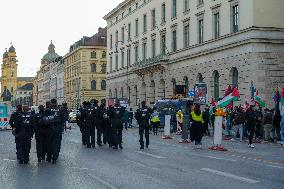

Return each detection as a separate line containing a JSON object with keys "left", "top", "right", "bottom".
{"left": 242, "top": 101, "right": 250, "bottom": 112}
{"left": 253, "top": 90, "right": 266, "bottom": 108}
{"left": 224, "top": 85, "right": 233, "bottom": 109}
{"left": 209, "top": 99, "right": 216, "bottom": 115}
{"left": 217, "top": 87, "right": 240, "bottom": 108}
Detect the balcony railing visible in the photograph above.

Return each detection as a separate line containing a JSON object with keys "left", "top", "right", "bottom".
{"left": 133, "top": 54, "right": 169, "bottom": 69}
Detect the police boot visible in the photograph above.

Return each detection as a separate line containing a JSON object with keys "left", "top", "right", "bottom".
{"left": 52, "top": 159, "right": 56, "bottom": 164}
{"left": 140, "top": 145, "right": 144, "bottom": 149}
{"left": 87, "top": 144, "right": 91, "bottom": 148}
{"left": 113, "top": 145, "right": 118, "bottom": 150}
{"left": 19, "top": 159, "right": 24, "bottom": 164}
{"left": 119, "top": 144, "right": 123, "bottom": 149}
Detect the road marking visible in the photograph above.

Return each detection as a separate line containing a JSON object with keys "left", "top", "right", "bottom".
{"left": 3, "top": 159, "right": 16, "bottom": 162}
{"left": 201, "top": 168, "right": 259, "bottom": 184}
{"left": 125, "top": 159, "right": 158, "bottom": 170}
{"left": 205, "top": 156, "right": 237, "bottom": 162}
{"left": 267, "top": 165, "right": 284, "bottom": 169}
{"left": 0, "top": 144, "right": 4, "bottom": 146}
{"left": 135, "top": 151, "right": 167, "bottom": 159}
{"left": 69, "top": 167, "right": 117, "bottom": 189}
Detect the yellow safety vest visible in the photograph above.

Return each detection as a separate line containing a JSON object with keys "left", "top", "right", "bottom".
{"left": 191, "top": 111, "right": 204, "bottom": 124}
{"left": 151, "top": 116, "right": 160, "bottom": 123}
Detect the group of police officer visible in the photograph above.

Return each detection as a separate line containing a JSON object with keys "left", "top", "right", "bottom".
{"left": 9, "top": 99, "right": 68, "bottom": 164}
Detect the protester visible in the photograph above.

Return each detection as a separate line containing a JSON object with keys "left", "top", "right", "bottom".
{"left": 262, "top": 108, "right": 273, "bottom": 142}
{"left": 189, "top": 104, "right": 204, "bottom": 149}
{"left": 246, "top": 106, "right": 258, "bottom": 148}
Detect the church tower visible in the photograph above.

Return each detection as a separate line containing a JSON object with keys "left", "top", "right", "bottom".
{"left": 1, "top": 44, "right": 18, "bottom": 101}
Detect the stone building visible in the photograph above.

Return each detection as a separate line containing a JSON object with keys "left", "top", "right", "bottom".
{"left": 13, "top": 83, "right": 33, "bottom": 106}
{"left": 104, "top": 0, "right": 284, "bottom": 109}
{"left": 1, "top": 45, "right": 33, "bottom": 103}
{"left": 64, "top": 27, "right": 107, "bottom": 109}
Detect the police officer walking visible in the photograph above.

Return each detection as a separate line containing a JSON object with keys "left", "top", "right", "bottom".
{"left": 13, "top": 105, "right": 35, "bottom": 164}
{"left": 35, "top": 105, "right": 49, "bottom": 162}
{"left": 135, "top": 101, "right": 152, "bottom": 149}
{"left": 109, "top": 99, "right": 125, "bottom": 150}
{"left": 46, "top": 99, "right": 65, "bottom": 164}
{"left": 10, "top": 104, "right": 23, "bottom": 161}
{"left": 81, "top": 101, "right": 96, "bottom": 148}
{"left": 100, "top": 99, "right": 112, "bottom": 147}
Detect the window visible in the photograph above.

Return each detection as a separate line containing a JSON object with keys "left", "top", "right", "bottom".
{"left": 91, "top": 80, "right": 96, "bottom": 91}
{"left": 197, "top": 0, "right": 204, "bottom": 6}
{"left": 136, "top": 2, "right": 138, "bottom": 9}
{"left": 91, "top": 64, "right": 96, "bottom": 73}
{"left": 197, "top": 73, "right": 204, "bottom": 83}
{"left": 121, "top": 50, "right": 125, "bottom": 68}
{"left": 101, "top": 80, "right": 106, "bottom": 90}
{"left": 11, "top": 87, "right": 13, "bottom": 93}
{"left": 151, "top": 38, "right": 156, "bottom": 58}
{"left": 121, "top": 87, "right": 124, "bottom": 98}
{"left": 115, "top": 54, "right": 118, "bottom": 70}
{"left": 184, "top": 0, "right": 189, "bottom": 12}
{"left": 183, "top": 24, "right": 190, "bottom": 48}
{"left": 110, "top": 56, "right": 113, "bottom": 71}
{"left": 142, "top": 42, "right": 147, "bottom": 61}
{"left": 213, "top": 71, "right": 220, "bottom": 100}
{"left": 129, "top": 7, "right": 131, "bottom": 14}
{"left": 128, "top": 23, "right": 131, "bottom": 40}
{"left": 110, "top": 35, "right": 113, "bottom": 48}
{"left": 91, "top": 51, "right": 96, "bottom": 58}
{"left": 115, "top": 16, "right": 118, "bottom": 22}
{"left": 101, "top": 63, "right": 106, "bottom": 73}
{"left": 135, "top": 19, "right": 139, "bottom": 36}
{"left": 172, "top": 30, "right": 177, "bottom": 52}
{"left": 11, "top": 72, "right": 14, "bottom": 77}
{"left": 121, "top": 27, "right": 125, "bottom": 42}
{"left": 127, "top": 48, "right": 131, "bottom": 66}
{"left": 161, "top": 3, "right": 166, "bottom": 23}
{"left": 134, "top": 46, "right": 139, "bottom": 62}
{"left": 198, "top": 19, "right": 204, "bottom": 44}
{"left": 102, "top": 51, "right": 106, "bottom": 59}
{"left": 122, "top": 12, "right": 124, "bottom": 18}
{"left": 232, "top": 4, "right": 239, "bottom": 33}
{"left": 143, "top": 14, "right": 147, "bottom": 33}
{"left": 161, "top": 34, "right": 166, "bottom": 55}
{"left": 115, "top": 88, "right": 118, "bottom": 98}
{"left": 231, "top": 67, "right": 238, "bottom": 88}
{"left": 213, "top": 12, "right": 220, "bottom": 39}
{"left": 172, "top": 0, "right": 177, "bottom": 19}
{"left": 115, "top": 30, "right": 119, "bottom": 43}
{"left": 151, "top": 9, "right": 156, "bottom": 29}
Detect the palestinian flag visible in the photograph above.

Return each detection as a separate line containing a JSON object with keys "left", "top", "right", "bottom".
{"left": 224, "top": 85, "right": 233, "bottom": 109}
{"left": 254, "top": 90, "right": 266, "bottom": 108}
{"left": 242, "top": 101, "right": 250, "bottom": 112}
{"left": 217, "top": 87, "right": 240, "bottom": 108}
{"left": 209, "top": 99, "right": 216, "bottom": 115}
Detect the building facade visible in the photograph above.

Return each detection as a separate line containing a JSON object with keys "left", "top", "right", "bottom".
{"left": 1, "top": 45, "right": 33, "bottom": 103}
{"left": 104, "top": 0, "right": 284, "bottom": 109}
{"left": 13, "top": 83, "right": 33, "bottom": 106}
{"left": 64, "top": 27, "right": 107, "bottom": 109}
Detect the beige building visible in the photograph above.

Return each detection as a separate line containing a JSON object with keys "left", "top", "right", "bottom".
{"left": 104, "top": 0, "right": 284, "bottom": 109}
{"left": 64, "top": 27, "right": 107, "bottom": 109}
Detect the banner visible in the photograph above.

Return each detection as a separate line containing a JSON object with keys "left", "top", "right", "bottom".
{"left": 194, "top": 83, "right": 207, "bottom": 104}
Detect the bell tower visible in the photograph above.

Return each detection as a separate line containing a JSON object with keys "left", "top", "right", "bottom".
{"left": 1, "top": 44, "right": 18, "bottom": 100}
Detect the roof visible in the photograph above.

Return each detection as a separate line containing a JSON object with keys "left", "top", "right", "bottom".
{"left": 18, "top": 77, "right": 33, "bottom": 82}
{"left": 17, "top": 83, "right": 33, "bottom": 91}
{"left": 103, "top": 0, "right": 130, "bottom": 20}
{"left": 69, "top": 27, "right": 107, "bottom": 53}
{"left": 41, "top": 41, "right": 60, "bottom": 64}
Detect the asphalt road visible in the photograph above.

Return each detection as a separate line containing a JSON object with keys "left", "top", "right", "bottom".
{"left": 0, "top": 124, "right": 283, "bottom": 189}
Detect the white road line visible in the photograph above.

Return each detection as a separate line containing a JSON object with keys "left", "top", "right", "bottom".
{"left": 69, "top": 167, "right": 117, "bottom": 189}
{"left": 201, "top": 168, "right": 259, "bottom": 184}
{"left": 125, "top": 159, "right": 158, "bottom": 170}
{"left": 205, "top": 156, "right": 237, "bottom": 162}
{"left": 135, "top": 151, "right": 167, "bottom": 159}
{"left": 3, "top": 159, "right": 16, "bottom": 162}
{"left": 267, "top": 165, "right": 284, "bottom": 169}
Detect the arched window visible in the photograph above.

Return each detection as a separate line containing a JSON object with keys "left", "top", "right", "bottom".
{"left": 91, "top": 51, "right": 97, "bottom": 58}
{"left": 115, "top": 88, "right": 118, "bottom": 98}
{"left": 171, "top": 78, "right": 176, "bottom": 95}
{"left": 197, "top": 73, "right": 204, "bottom": 83}
{"left": 231, "top": 67, "right": 238, "bottom": 88}
{"left": 213, "top": 71, "right": 220, "bottom": 100}
{"left": 109, "top": 89, "right": 112, "bottom": 98}
{"left": 128, "top": 86, "right": 131, "bottom": 103}
{"left": 91, "top": 80, "right": 96, "bottom": 91}
{"left": 102, "top": 51, "right": 106, "bottom": 59}
{"left": 184, "top": 76, "right": 189, "bottom": 94}
{"left": 91, "top": 64, "right": 96, "bottom": 73}
{"left": 101, "top": 63, "right": 106, "bottom": 74}
{"left": 101, "top": 80, "right": 106, "bottom": 90}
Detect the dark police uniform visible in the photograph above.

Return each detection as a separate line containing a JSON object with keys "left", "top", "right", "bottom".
{"left": 135, "top": 106, "right": 152, "bottom": 149}
{"left": 109, "top": 105, "right": 125, "bottom": 149}
{"left": 76, "top": 107, "right": 86, "bottom": 145}
{"left": 81, "top": 104, "right": 96, "bottom": 148}
{"left": 14, "top": 111, "right": 35, "bottom": 164}
{"left": 100, "top": 104, "right": 111, "bottom": 146}
{"left": 35, "top": 109, "right": 49, "bottom": 162}
{"left": 45, "top": 105, "right": 65, "bottom": 163}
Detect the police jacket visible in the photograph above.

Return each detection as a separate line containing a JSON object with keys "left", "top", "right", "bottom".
{"left": 100, "top": 105, "right": 110, "bottom": 124}
{"left": 9, "top": 111, "right": 21, "bottom": 129}
{"left": 135, "top": 107, "right": 151, "bottom": 126}
{"left": 15, "top": 112, "right": 35, "bottom": 138}
{"left": 109, "top": 105, "right": 125, "bottom": 124}
{"left": 44, "top": 106, "right": 64, "bottom": 131}
{"left": 35, "top": 111, "right": 49, "bottom": 132}
{"left": 81, "top": 105, "right": 96, "bottom": 125}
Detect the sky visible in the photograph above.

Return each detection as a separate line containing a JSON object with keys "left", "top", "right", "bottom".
{"left": 0, "top": 0, "right": 123, "bottom": 77}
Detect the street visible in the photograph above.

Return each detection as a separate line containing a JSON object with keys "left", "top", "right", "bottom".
{"left": 0, "top": 124, "right": 283, "bottom": 189}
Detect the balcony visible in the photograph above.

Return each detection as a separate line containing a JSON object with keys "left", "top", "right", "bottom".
{"left": 132, "top": 54, "right": 169, "bottom": 76}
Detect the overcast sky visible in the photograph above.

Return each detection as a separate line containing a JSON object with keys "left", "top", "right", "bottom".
{"left": 0, "top": 0, "right": 123, "bottom": 77}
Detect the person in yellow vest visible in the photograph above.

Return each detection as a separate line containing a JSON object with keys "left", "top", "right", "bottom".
{"left": 151, "top": 108, "right": 160, "bottom": 135}
{"left": 176, "top": 110, "right": 183, "bottom": 135}
{"left": 189, "top": 104, "right": 204, "bottom": 149}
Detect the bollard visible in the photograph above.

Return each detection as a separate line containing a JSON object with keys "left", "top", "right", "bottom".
{"left": 209, "top": 116, "right": 228, "bottom": 151}
{"left": 179, "top": 115, "right": 191, "bottom": 143}
{"left": 162, "top": 115, "right": 172, "bottom": 139}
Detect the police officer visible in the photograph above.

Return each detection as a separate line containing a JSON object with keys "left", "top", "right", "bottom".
{"left": 62, "top": 103, "right": 69, "bottom": 131}
{"left": 14, "top": 105, "right": 35, "bottom": 164}
{"left": 77, "top": 102, "right": 87, "bottom": 145}
{"left": 47, "top": 98, "right": 65, "bottom": 164}
{"left": 91, "top": 99, "right": 103, "bottom": 147}
{"left": 135, "top": 101, "right": 152, "bottom": 149}
{"left": 99, "top": 99, "right": 110, "bottom": 146}
{"left": 35, "top": 105, "right": 48, "bottom": 162}
{"left": 81, "top": 101, "right": 96, "bottom": 148}
{"left": 109, "top": 99, "right": 125, "bottom": 150}
{"left": 10, "top": 104, "right": 23, "bottom": 160}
